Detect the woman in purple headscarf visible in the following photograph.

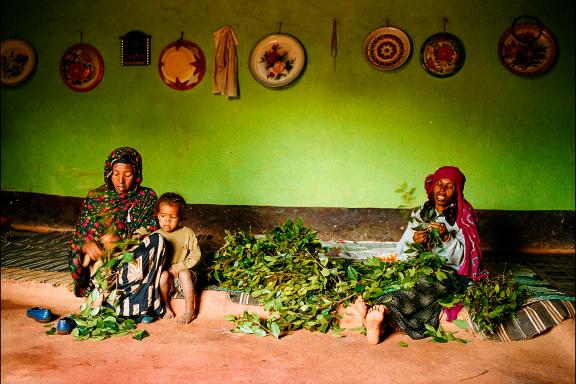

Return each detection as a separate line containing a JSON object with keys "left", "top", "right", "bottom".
{"left": 396, "top": 165, "right": 485, "bottom": 280}
{"left": 68, "top": 147, "right": 166, "bottom": 321}
{"left": 357, "top": 166, "right": 487, "bottom": 344}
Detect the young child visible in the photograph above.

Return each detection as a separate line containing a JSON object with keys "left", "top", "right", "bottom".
{"left": 154, "top": 192, "right": 201, "bottom": 325}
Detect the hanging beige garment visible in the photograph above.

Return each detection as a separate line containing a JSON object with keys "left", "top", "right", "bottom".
{"left": 212, "top": 25, "right": 239, "bottom": 98}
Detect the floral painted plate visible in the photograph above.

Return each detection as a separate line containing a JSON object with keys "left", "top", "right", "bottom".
{"left": 249, "top": 33, "right": 306, "bottom": 89}
{"left": 1, "top": 38, "right": 37, "bottom": 87}
{"left": 363, "top": 26, "right": 412, "bottom": 71}
{"left": 498, "top": 22, "right": 557, "bottom": 77}
{"left": 60, "top": 43, "right": 104, "bottom": 92}
{"left": 158, "top": 39, "right": 206, "bottom": 90}
{"left": 420, "top": 33, "right": 466, "bottom": 78}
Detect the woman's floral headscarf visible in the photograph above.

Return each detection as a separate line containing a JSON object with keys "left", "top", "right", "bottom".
{"left": 424, "top": 166, "right": 487, "bottom": 281}
{"left": 68, "top": 147, "right": 158, "bottom": 296}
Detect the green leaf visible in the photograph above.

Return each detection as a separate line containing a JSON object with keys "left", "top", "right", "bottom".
{"left": 90, "top": 306, "right": 100, "bottom": 316}
{"left": 346, "top": 265, "right": 358, "bottom": 281}
{"left": 107, "top": 290, "right": 117, "bottom": 304}
{"left": 132, "top": 330, "right": 150, "bottom": 340}
{"left": 424, "top": 324, "right": 437, "bottom": 335}
{"left": 122, "top": 253, "right": 134, "bottom": 263}
{"left": 330, "top": 329, "right": 344, "bottom": 338}
{"left": 270, "top": 322, "right": 281, "bottom": 338}
{"left": 435, "top": 269, "right": 447, "bottom": 281}
{"left": 90, "top": 289, "right": 100, "bottom": 302}
{"left": 121, "top": 319, "right": 137, "bottom": 330}
{"left": 224, "top": 314, "right": 237, "bottom": 321}
{"left": 398, "top": 341, "right": 409, "bottom": 347}
{"left": 253, "top": 328, "right": 267, "bottom": 337}
{"left": 239, "top": 324, "right": 254, "bottom": 334}
{"left": 452, "top": 319, "right": 469, "bottom": 329}
{"left": 87, "top": 319, "right": 98, "bottom": 328}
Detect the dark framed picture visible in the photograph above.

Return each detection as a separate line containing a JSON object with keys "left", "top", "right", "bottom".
{"left": 120, "top": 31, "right": 151, "bottom": 66}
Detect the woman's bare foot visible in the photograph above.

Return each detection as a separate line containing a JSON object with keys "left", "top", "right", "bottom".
{"left": 354, "top": 296, "right": 368, "bottom": 322}
{"left": 176, "top": 312, "right": 196, "bottom": 325}
{"left": 162, "top": 308, "right": 175, "bottom": 319}
{"left": 366, "top": 305, "right": 386, "bottom": 345}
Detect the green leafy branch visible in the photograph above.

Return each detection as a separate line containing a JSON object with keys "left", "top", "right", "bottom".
{"left": 48, "top": 237, "right": 150, "bottom": 341}
{"left": 395, "top": 182, "right": 417, "bottom": 210}
{"left": 225, "top": 311, "right": 282, "bottom": 338}
{"left": 440, "top": 271, "right": 528, "bottom": 335}
{"left": 395, "top": 182, "right": 417, "bottom": 224}
{"left": 205, "top": 219, "right": 455, "bottom": 339}
{"left": 206, "top": 219, "right": 528, "bottom": 340}
{"left": 404, "top": 207, "right": 445, "bottom": 253}
{"left": 425, "top": 322, "right": 469, "bottom": 344}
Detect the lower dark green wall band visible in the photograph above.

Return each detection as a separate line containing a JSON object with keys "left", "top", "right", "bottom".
{"left": 1, "top": 192, "right": 573, "bottom": 252}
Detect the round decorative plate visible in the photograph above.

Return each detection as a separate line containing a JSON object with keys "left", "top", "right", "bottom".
{"left": 363, "top": 26, "right": 412, "bottom": 71}
{"left": 420, "top": 33, "right": 466, "bottom": 78}
{"left": 158, "top": 40, "right": 206, "bottom": 90}
{"left": 1, "top": 38, "right": 37, "bottom": 87}
{"left": 498, "top": 23, "right": 557, "bottom": 77}
{"left": 60, "top": 43, "right": 104, "bottom": 92}
{"left": 249, "top": 33, "right": 306, "bottom": 89}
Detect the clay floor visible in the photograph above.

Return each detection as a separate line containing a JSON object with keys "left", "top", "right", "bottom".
{"left": 1, "top": 231, "right": 575, "bottom": 383}
{"left": 1, "top": 277, "right": 575, "bottom": 384}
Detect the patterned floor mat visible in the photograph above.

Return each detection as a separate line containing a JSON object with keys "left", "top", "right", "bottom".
{"left": 1, "top": 231, "right": 70, "bottom": 271}
{"left": 2, "top": 231, "right": 574, "bottom": 297}
{"left": 0, "top": 231, "right": 72, "bottom": 286}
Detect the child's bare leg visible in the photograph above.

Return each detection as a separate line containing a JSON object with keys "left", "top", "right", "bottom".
{"left": 176, "top": 269, "right": 196, "bottom": 325}
{"left": 159, "top": 271, "right": 175, "bottom": 319}
{"left": 366, "top": 305, "right": 387, "bottom": 345}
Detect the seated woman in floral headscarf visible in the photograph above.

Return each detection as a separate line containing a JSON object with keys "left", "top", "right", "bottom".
{"left": 356, "top": 166, "right": 487, "bottom": 344}
{"left": 69, "top": 147, "right": 165, "bottom": 321}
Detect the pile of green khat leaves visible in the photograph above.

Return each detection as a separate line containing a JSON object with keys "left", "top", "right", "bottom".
{"left": 46, "top": 237, "right": 149, "bottom": 341}
{"left": 206, "top": 218, "right": 458, "bottom": 338}
{"left": 441, "top": 271, "right": 528, "bottom": 335}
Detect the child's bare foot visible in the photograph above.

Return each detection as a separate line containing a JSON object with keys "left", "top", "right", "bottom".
{"left": 162, "top": 308, "right": 175, "bottom": 319}
{"left": 176, "top": 312, "right": 196, "bottom": 325}
{"left": 366, "top": 305, "right": 386, "bottom": 345}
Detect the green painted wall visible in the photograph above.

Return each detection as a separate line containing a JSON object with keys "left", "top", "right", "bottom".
{"left": 1, "top": 0, "right": 574, "bottom": 210}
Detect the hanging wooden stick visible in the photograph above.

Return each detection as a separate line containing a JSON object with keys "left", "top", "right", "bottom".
{"left": 443, "top": 17, "right": 448, "bottom": 33}
{"left": 278, "top": 22, "right": 283, "bottom": 34}
{"left": 331, "top": 19, "right": 337, "bottom": 71}
{"left": 77, "top": 29, "right": 83, "bottom": 46}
